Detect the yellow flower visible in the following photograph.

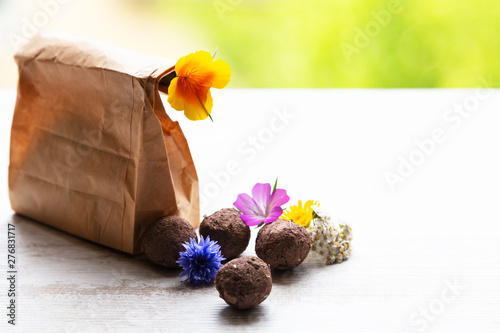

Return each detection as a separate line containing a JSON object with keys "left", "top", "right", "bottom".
{"left": 281, "top": 200, "right": 318, "bottom": 228}
{"left": 167, "top": 50, "right": 231, "bottom": 121}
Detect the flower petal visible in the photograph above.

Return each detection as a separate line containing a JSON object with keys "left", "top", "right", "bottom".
{"left": 233, "top": 193, "right": 260, "bottom": 215}
{"left": 251, "top": 183, "right": 272, "bottom": 213}
{"left": 263, "top": 206, "right": 283, "bottom": 224}
{"left": 240, "top": 213, "right": 265, "bottom": 227}
{"left": 206, "top": 59, "right": 232, "bottom": 89}
{"left": 297, "top": 200, "right": 303, "bottom": 210}
{"left": 182, "top": 86, "right": 213, "bottom": 121}
{"left": 175, "top": 51, "right": 212, "bottom": 77}
{"left": 187, "top": 56, "right": 231, "bottom": 89}
{"left": 167, "top": 77, "right": 184, "bottom": 111}
{"left": 268, "top": 188, "right": 290, "bottom": 208}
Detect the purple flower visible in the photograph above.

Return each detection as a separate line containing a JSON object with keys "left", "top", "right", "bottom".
{"left": 176, "top": 236, "right": 225, "bottom": 286}
{"left": 233, "top": 182, "right": 290, "bottom": 226}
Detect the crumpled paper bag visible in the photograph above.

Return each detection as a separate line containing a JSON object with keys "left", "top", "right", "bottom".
{"left": 9, "top": 31, "right": 199, "bottom": 254}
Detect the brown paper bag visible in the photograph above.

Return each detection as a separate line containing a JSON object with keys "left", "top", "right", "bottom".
{"left": 9, "top": 31, "right": 199, "bottom": 254}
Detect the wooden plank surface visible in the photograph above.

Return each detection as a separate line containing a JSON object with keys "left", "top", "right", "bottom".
{"left": 1, "top": 89, "right": 500, "bottom": 332}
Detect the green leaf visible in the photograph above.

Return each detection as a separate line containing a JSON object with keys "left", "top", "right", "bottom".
{"left": 272, "top": 177, "right": 278, "bottom": 193}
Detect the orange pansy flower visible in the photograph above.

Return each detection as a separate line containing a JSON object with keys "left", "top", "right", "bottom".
{"left": 167, "top": 50, "right": 231, "bottom": 121}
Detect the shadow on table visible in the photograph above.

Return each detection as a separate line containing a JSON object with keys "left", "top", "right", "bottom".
{"left": 218, "top": 303, "right": 272, "bottom": 329}
{"left": 10, "top": 213, "right": 181, "bottom": 279}
{"left": 216, "top": 264, "right": 325, "bottom": 328}
{"left": 270, "top": 262, "right": 326, "bottom": 286}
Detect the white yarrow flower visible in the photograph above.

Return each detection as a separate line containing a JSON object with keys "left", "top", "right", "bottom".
{"left": 308, "top": 212, "right": 352, "bottom": 264}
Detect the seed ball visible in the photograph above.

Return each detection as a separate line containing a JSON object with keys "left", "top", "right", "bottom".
{"left": 141, "top": 216, "right": 197, "bottom": 268}
{"left": 215, "top": 256, "right": 272, "bottom": 310}
{"left": 199, "top": 208, "right": 250, "bottom": 260}
{"left": 255, "top": 219, "right": 311, "bottom": 270}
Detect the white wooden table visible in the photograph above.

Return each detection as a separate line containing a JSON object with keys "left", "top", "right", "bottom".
{"left": 1, "top": 89, "right": 500, "bottom": 332}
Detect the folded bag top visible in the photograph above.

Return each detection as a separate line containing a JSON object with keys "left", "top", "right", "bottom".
{"left": 9, "top": 30, "right": 199, "bottom": 254}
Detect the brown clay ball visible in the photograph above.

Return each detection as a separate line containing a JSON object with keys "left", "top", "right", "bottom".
{"left": 255, "top": 219, "right": 311, "bottom": 270}
{"left": 141, "top": 215, "right": 197, "bottom": 268}
{"left": 199, "top": 208, "right": 250, "bottom": 260}
{"left": 215, "top": 256, "right": 272, "bottom": 310}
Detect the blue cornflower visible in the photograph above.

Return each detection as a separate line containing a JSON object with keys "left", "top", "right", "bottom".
{"left": 176, "top": 236, "right": 225, "bottom": 286}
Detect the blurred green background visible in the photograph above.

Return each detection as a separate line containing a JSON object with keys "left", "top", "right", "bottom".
{"left": 151, "top": 0, "right": 500, "bottom": 88}
{"left": 1, "top": 0, "right": 499, "bottom": 88}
